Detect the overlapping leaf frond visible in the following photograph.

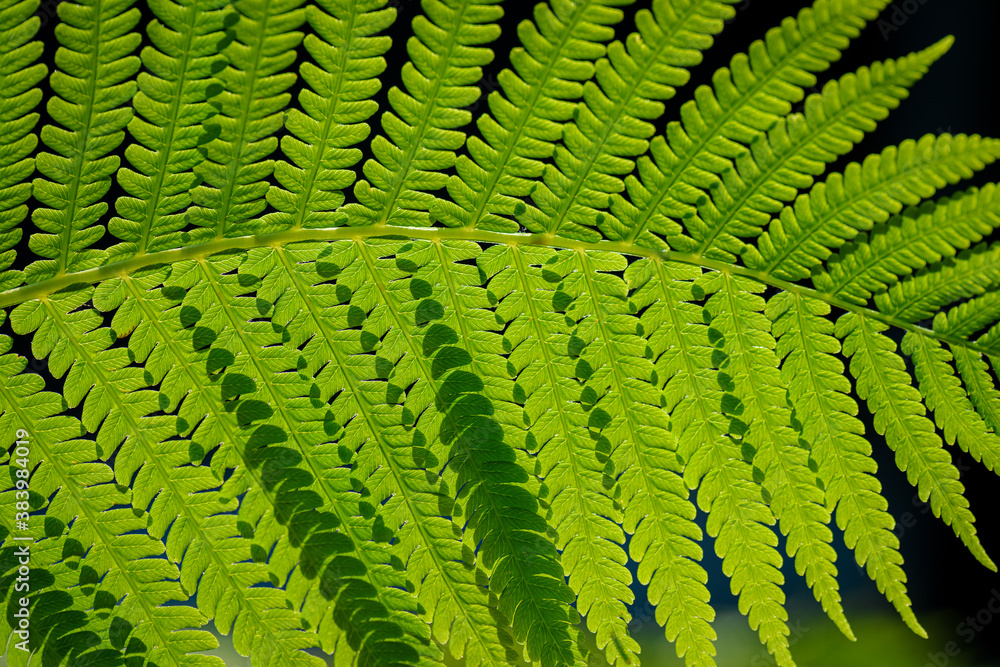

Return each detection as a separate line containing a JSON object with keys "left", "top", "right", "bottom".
{"left": 3, "top": 1, "right": 1000, "bottom": 666}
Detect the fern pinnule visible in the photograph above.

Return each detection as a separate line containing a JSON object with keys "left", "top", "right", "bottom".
{"left": 905, "top": 333, "right": 1000, "bottom": 473}
{"left": 345, "top": 0, "right": 504, "bottom": 228}
{"left": 707, "top": 274, "right": 847, "bottom": 640}
{"left": 699, "top": 37, "right": 953, "bottom": 259}
{"left": 625, "top": 258, "right": 719, "bottom": 667}
{"left": 265, "top": 0, "right": 394, "bottom": 233}
{"left": 935, "top": 295, "right": 1000, "bottom": 437}
{"left": 435, "top": 0, "right": 633, "bottom": 232}
{"left": 259, "top": 239, "right": 514, "bottom": 665}
{"left": 767, "top": 292, "right": 922, "bottom": 636}
{"left": 518, "top": 0, "right": 738, "bottom": 241}
{"left": 0, "top": 0, "right": 45, "bottom": 291}
{"left": 108, "top": 0, "right": 230, "bottom": 259}
{"left": 839, "top": 313, "right": 995, "bottom": 571}
{"left": 90, "top": 267, "right": 326, "bottom": 667}
{"left": 609, "top": 0, "right": 890, "bottom": 253}
{"left": 814, "top": 183, "right": 1000, "bottom": 303}
{"left": 188, "top": 0, "right": 306, "bottom": 239}
{"left": 26, "top": 0, "right": 140, "bottom": 283}
{"left": 0, "top": 338, "right": 223, "bottom": 667}
{"left": 875, "top": 242, "right": 1000, "bottom": 322}
{"left": 753, "top": 134, "right": 1000, "bottom": 281}
{"left": 341, "top": 238, "right": 576, "bottom": 667}
{"left": 695, "top": 272, "right": 795, "bottom": 666}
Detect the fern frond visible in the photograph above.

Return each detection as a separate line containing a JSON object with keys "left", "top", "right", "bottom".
{"left": 874, "top": 243, "right": 1000, "bottom": 322}
{"left": 247, "top": 240, "right": 514, "bottom": 666}
{"left": 89, "top": 268, "right": 326, "bottom": 667}
{"left": 608, "top": 0, "right": 890, "bottom": 252}
{"left": 625, "top": 258, "right": 718, "bottom": 667}
{"left": 436, "top": 0, "right": 633, "bottom": 231}
{"left": 754, "top": 134, "right": 1000, "bottom": 280}
{"left": 5, "top": 1, "right": 1000, "bottom": 665}
{"left": 344, "top": 0, "right": 504, "bottom": 228}
{"left": 25, "top": 0, "right": 141, "bottom": 283}
{"left": 485, "top": 245, "right": 655, "bottom": 665}
{"left": 837, "top": 312, "right": 995, "bottom": 571}
{"left": 347, "top": 238, "right": 576, "bottom": 667}
{"left": 521, "top": 0, "right": 737, "bottom": 240}
{"left": 33, "top": 251, "right": 435, "bottom": 664}
{"left": 264, "top": 0, "right": 394, "bottom": 232}
{"left": 704, "top": 274, "right": 846, "bottom": 638}
{"left": 904, "top": 333, "right": 1000, "bottom": 472}
{"left": 814, "top": 184, "right": 1000, "bottom": 304}
{"left": 710, "top": 38, "right": 952, "bottom": 260}
{"left": 9, "top": 282, "right": 324, "bottom": 666}
{"left": 0, "top": 347, "right": 126, "bottom": 664}
{"left": 188, "top": 0, "right": 306, "bottom": 239}
{"left": 935, "top": 296, "right": 1000, "bottom": 434}
{"left": 108, "top": 0, "right": 230, "bottom": 258}
{"left": 0, "top": 0, "right": 45, "bottom": 291}
{"left": 767, "top": 292, "right": 922, "bottom": 635}
{"left": 698, "top": 271, "right": 813, "bottom": 665}
{"left": 169, "top": 251, "right": 440, "bottom": 665}
{"left": 0, "top": 338, "right": 223, "bottom": 666}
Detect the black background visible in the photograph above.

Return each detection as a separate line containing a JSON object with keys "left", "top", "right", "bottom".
{"left": 16, "top": 0, "right": 1000, "bottom": 662}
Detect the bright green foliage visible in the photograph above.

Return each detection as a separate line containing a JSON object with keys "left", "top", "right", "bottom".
{"left": 188, "top": 0, "right": 306, "bottom": 239}
{"left": 521, "top": 0, "right": 739, "bottom": 240}
{"left": 710, "top": 39, "right": 952, "bottom": 255}
{"left": 0, "top": 0, "right": 45, "bottom": 291}
{"left": 814, "top": 184, "right": 1000, "bottom": 303}
{"left": 109, "top": 0, "right": 231, "bottom": 258}
{"left": 754, "top": 134, "right": 1000, "bottom": 281}
{"left": 768, "top": 292, "right": 921, "bottom": 637}
{"left": 345, "top": 0, "right": 504, "bottom": 227}
{"left": 26, "top": 0, "right": 140, "bottom": 282}
{"left": 607, "top": 0, "right": 892, "bottom": 252}
{"left": 906, "top": 333, "right": 1000, "bottom": 473}
{"left": 436, "top": 0, "right": 635, "bottom": 232}
{"left": 838, "top": 313, "right": 995, "bottom": 571}
{"left": 265, "top": 0, "right": 395, "bottom": 232}
{"left": 3, "top": 1, "right": 1000, "bottom": 667}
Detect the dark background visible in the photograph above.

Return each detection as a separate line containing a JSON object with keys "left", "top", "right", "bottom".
{"left": 17, "top": 0, "right": 1000, "bottom": 662}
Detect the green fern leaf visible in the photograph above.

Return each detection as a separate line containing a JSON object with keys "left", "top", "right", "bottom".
{"left": 609, "top": 0, "right": 889, "bottom": 252}
{"left": 479, "top": 244, "right": 638, "bottom": 665}
{"left": 344, "top": 0, "right": 504, "bottom": 227}
{"left": 188, "top": 0, "right": 306, "bottom": 239}
{"left": 905, "top": 333, "right": 1000, "bottom": 472}
{"left": 768, "top": 292, "right": 922, "bottom": 635}
{"left": 108, "top": 0, "right": 230, "bottom": 258}
{"left": 0, "top": 0, "right": 45, "bottom": 291}
{"left": 935, "top": 295, "right": 1000, "bottom": 435}
{"left": 711, "top": 38, "right": 952, "bottom": 260}
{"left": 814, "top": 184, "right": 1000, "bottom": 303}
{"left": 5, "top": 2, "right": 1000, "bottom": 666}
{"left": 625, "top": 258, "right": 718, "bottom": 667}
{"left": 26, "top": 0, "right": 141, "bottom": 283}
{"left": 754, "top": 134, "right": 1000, "bottom": 280}
{"left": 837, "top": 312, "right": 995, "bottom": 571}
{"left": 252, "top": 240, "right": 515, "bottom": 665}
{"left": 521, "top": 0, "right": 738, "bottom": 240}
{"left": 264, "top": 0, "right": 395, "bottom": 232}
{"left": 436, "top": 0, "right": 633, "bottom": 232}
{"left": 706, "top": 276, "right": 846, "bottom": 639}
{"left": 0, "top": 336, "right": 223, "bottom": 666}
{"left": 874, "top": 243, "right": 1000, "bottom": 322}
